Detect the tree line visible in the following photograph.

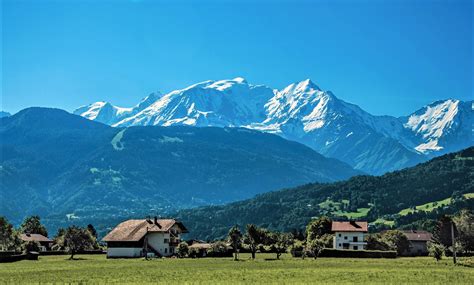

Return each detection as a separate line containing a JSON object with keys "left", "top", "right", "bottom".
{"left": 0, "top": 215, "right": 99, "bottom": 259}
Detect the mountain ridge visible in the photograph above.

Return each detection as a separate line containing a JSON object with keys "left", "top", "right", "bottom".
{"left": 74, "top": 78, "right": 472, "bottom": 175}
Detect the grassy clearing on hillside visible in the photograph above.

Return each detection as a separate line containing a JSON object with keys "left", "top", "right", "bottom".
{"left": 0, "top": 254, "right": 472, "bottom": 284}
{"left": 372, "top": 218, "right": 395, "bottom": 227}
{"left": 398, "top": 193, "right": 474, "bottom": 216}
{"left": 318, "top": 199, "right": 371, "bottom": 219}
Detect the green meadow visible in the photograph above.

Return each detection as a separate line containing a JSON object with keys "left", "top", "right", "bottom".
{"left": 1, "top": 254, "right": 473, "bottom": 284}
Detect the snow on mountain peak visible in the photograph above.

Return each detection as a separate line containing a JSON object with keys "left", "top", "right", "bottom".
{"left": 75, "top": 78, "right": 471, "bottom": 173}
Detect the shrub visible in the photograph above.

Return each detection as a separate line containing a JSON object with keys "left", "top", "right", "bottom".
{"left": 318, "top": 249, "right": 397, "bottom": 258}
{"left": 24, "top": 241, "right": 41, "bottom": 253}
{"left": 177, "top": 242, "right": 189, "bottom": 258}
{"left": 428, "top": 242, "right": 444, "bottom": 262}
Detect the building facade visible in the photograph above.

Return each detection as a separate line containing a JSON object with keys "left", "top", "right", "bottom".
{"left": 332, "top": 221, "right": 368, "bottom": 250}
{"left": 401, "top": 230, "right": 432, "bottom": 256}
{"left": 103, "top": 217, "right": 188, "bottom": 258}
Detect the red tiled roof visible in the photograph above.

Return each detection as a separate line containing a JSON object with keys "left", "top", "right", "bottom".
{"left": 401, "top": 230, "right": 432, "bottom": 241}
{"left": 102, "top": 219, "right": 188, "bottom": 242}
{"left": 331, "top": 221, "right": 368, "bottom": 232}
{"left": 20, "top": 233, "right": 52, "bottom": 243}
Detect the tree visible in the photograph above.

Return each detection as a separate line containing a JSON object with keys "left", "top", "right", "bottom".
{"left": 52, "top": 228, "right": 66, "bottom": 251}
{"left": 62, "top": 226, "right": 95, "bottom": 259}
{"left": 268, "top": 232, "right": 293, "bottom": 259}
{"left": 305, "top": 217, "right": 332, "bottom": 242}
{"left": 365, "top": 234, "right": 390, "bottom": 251}
{"left": 453, "top": 209, "right": 474, "bottom": 252}
{"left": 306, "top": 238, "right": 325, "bottom": 259}
{"left": 428, "top": 242, "right": 444, "bottom": 262}
{"left": 177, "top": 241, "right": 189, "bottom": 258}
{"left": 0, "top": 216, "right": 23, "bottom": 252}
{"left": 228, "top": 225, "right": 242, "bottom": 261}
{"left": 20, "top": 215, "right": 48, "bottom": 237}
{"left": 433, "top": 215, "right": 456, "bottom": 248}
{"left": 86, "top": 224, "right": 97, "bottom": 239}
{"left": 210, "top": 241, "right": 228, "bottom": 254}
{"left": 381, "top": 230, "right": 410, "bottom": 255}
{"left": 244, "top": 224, "right": 267, "bottom": 259}
{"left": 86, "top": 224, "right": 100, "bottom": 249}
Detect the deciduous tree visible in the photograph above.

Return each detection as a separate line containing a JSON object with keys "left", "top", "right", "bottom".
{"left": 228, "top": 225, "right": 242, "bottom": 261}
{"left": 0, "top": 216, "right": 22, "bottom": 252}
{"left": 20, "top": 215, "right": 48, "bottom": 237}
{"left": 62, "top": 226, "right": 95, "bottom": 259}
{"left": 244, "top": 224, "right": 267, "bottom": 259}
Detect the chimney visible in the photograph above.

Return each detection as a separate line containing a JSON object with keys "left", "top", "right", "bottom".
{"left": 154, "top": 216, "right": 158, "bottom": 225}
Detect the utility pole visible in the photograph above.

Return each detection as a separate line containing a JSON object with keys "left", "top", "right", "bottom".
{"left": 451, "top": 221, "right": 456, "bottom": 264}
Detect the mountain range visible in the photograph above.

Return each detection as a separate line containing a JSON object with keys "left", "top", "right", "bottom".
{"left": 0, "top": 108, "right": 359, "bottom": 228}
{"left": 74, "top": 78, "right": 473, "bottom": 175}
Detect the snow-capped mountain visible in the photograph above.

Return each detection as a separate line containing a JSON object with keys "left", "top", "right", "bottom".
{"left": 74, "top": 78, "right": 473, "bottom": 174}
{"left": 74, "top": 92, "right": 162, "bottom": 125}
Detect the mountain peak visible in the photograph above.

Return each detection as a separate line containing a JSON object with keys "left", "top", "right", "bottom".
{"left": 232, "top": 77, "right": 247, "bottom": 84}
{"left": 297, "top": 79, "right": 320, "bottom": 91}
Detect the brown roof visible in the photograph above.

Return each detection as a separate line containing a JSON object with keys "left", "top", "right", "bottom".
{"left": 20, "top": 233, "right": 52, "bottom": 243}
{"left": 402, "top": 230, "right": 432, "bottom": 241}
{"left": 189, "top": 243, "right": 212, "bottom": 249}
{"left": 102, "top": 219, "right": 188, "bottom": 242}
{"left": 331, "top": 221, "right": 368, "bottom": 232}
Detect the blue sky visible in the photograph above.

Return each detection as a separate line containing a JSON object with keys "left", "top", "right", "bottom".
{"left": 1, "top": 0, "right": 472, "bottom": 116}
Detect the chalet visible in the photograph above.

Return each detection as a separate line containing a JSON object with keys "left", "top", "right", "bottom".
{"left": 332, "top": 221, "right": 368, "bottom": 250}
{"left": 401, "top": 230, "right": 432, "bottom": 256}
{"left": 102, "top": 217, "right": 188, "bottom": 258}
{"left": 20, "top": 233, "right": 53, "bottom": 251}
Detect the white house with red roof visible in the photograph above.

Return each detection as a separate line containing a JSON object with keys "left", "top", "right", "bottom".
{"left": 332, "top": 221, "right": 368, "bottom": 250}
{"left": 102, "top": 217, "right": 188, "bottom": 258}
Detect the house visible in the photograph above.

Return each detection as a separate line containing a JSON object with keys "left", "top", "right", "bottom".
{"left": 20, "top": 233, "right": 53, "bottom": 251}
{"left": 401, "top": 230, "right": 432, "bottom": 256}
{"left": 188, "top": 242, "right": 212, "bottom": 257}
{"left": 102, "top": 217, "right": 188, "bottom": 258}
{"left": 332, "top": 221, "right": 368, "bottom": 250}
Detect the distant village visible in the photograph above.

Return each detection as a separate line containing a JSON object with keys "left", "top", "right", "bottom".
{"left": 2, "top": 212, "right": 468, "bottom": 263}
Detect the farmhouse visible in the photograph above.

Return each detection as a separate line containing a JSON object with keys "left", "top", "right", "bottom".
{"left": 332, "top": 221, "right": 368, "bottom": 250}
{"left": 20, "top": 233, "right": 53, "bottom": 251}
{"left": 102, "top": 217, "right": 188, "bottom": 258}
{"left": 401, "top": 230, "right": 432, "bottom": 256}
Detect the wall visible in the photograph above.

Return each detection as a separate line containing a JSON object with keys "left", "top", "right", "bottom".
{"left": 148, "top": 232, "right": 171, "bottom": 256}
{"left": 333, "top": 232, "right": 366, "bottom": 250}
{"left": 107, "top": 247, "right": 142, "bottom": 258}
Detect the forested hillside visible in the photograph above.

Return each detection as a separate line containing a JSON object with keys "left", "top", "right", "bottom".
{"left": 0, "top": 108, "right": 359, "bottom": 232}
{"left": 177, "top": 147, "right": 474, "bottom": 240}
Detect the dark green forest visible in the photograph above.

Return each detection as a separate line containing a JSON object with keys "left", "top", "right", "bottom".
{"left": 177, "top": 147, "right": 474, "bottom": 240}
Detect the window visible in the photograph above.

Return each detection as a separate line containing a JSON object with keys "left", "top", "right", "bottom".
{"left": 353, "top": 236, "right": 358, "bottom": 242}
{"left": 164, "top": 238, "right": 169, "bottom": 243}
{"left": 344, "top": 236, "right": 348, "bottom": 240}
{"left": 338, "top": 234, "right": 341, "bottom": 237}
{"left": 353, "top": 246, "right": 358, "bottom": 250}
{"left": 165, "top": 248, "right": 167, "bottom": 253}
{"left": 338, "top": 243, "right": 341, "bottom": 247}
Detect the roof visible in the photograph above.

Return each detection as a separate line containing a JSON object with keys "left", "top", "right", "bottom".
{"left": 102, "top": 218, "right": 188, "bottom": 242}
{"left": 189, "top": 243, "right": 212, "bottom": 250}
{"left": 20, "top": 233, "right": 52, "bottom": 243}
{"left": 331, "top": 221, "right": 368, "bottom": 232}
{"left": 401, "top": 230, "right": 432, "bottom": 241}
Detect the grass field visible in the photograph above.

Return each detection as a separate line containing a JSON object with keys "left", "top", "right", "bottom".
{"left": 398, "top": 193, "right": 474, "bottom": 216}
{"left": 1, "top": 254, "right": 473, "bottom": 284}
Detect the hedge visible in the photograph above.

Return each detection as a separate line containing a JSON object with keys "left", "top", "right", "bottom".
{"left": 291, "top": 249, "right": 397, "bottom": 258}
